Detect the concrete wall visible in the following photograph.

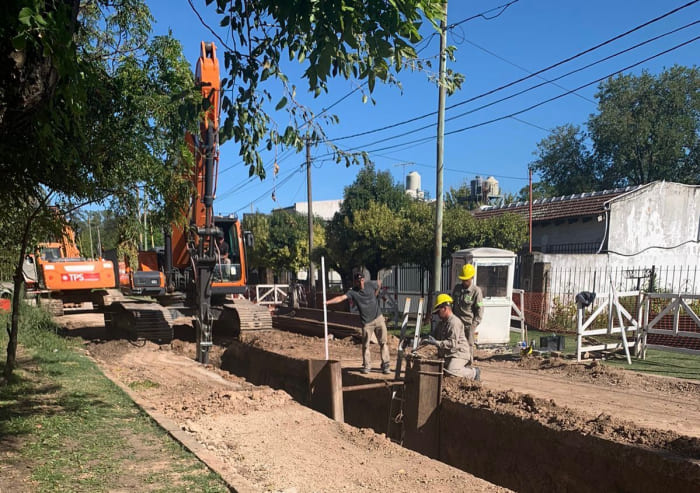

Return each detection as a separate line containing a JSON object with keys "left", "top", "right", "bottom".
{"left": 607, "top": 182, "right": 700, "bottom": 264}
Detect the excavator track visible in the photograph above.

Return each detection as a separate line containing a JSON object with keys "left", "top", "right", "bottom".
{"left": 105, "top": 301, "right": 175, "bottom": 342}
{"left": 220, "top": 298, "right": 273, "bottom": 334}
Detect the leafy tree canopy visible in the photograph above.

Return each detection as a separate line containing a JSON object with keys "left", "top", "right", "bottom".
{"left": 206, "top": 0, "right": 458, "bottom": 177}
{"left": 531, "top": 66, "right": 700, "bottom": 195}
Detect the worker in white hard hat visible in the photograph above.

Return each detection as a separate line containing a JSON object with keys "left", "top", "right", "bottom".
{"left": 452, "top": 264, "right": 483, "bottom": 364}
{"left": 422, "top": 294, "right": 480, "bottom": 381}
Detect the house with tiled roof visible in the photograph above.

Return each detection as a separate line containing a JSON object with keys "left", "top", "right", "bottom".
{"left": 474, "top": 181, "right": 700, "bottom": 293}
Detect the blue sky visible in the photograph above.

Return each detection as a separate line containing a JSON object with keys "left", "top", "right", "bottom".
{"left": 146, "top": 0, "right": 700, "bottom": 216}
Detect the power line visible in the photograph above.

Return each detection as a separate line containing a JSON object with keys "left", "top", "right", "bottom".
{"left": 360, "top": 35, "right": 699, "bottom": 155}
{"left": 461, "top": 38, "right": 595, "bottom": 104}
{"left": 330, "top": 0, "right": 700, "bottom": 142}
{"left": 447, "top": 0, "right": 521, "bottom": 29}
{"left": 343, "top": 21, "right": 700, "bottom": 151}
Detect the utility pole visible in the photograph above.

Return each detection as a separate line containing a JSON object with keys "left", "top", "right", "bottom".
{"left": 432, "top": 1, "right": 448, "bottom": 300}
{"left": 306, "top": 137, "right": 316, "bottom": 307}
{"left": 88, "top": 213, "right": 94, "bottom": 259}
{"left": 528, "top": 167, "right": 533, "bottom": 253}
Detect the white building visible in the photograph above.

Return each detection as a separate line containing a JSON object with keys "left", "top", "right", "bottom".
{"left": 275, "top": 199, "right": 343, "bottom": 220}
{"left": 474, "top": 181, "right": 700, "bottom": 294}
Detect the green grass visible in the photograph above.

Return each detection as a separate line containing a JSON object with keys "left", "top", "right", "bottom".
{"left": 390, "top": 317, "right": 700, "bottom": 381}
{"left": 510, "top": 327, "right": 700, "bottom": 380}
{"left": 0, "top": 304, "right": 229, "bottom": 492}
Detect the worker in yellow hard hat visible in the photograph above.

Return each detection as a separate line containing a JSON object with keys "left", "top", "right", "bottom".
{"left": 422, "top": 293, "right": 480, "bottom": 381}
{"left": 452, "top": 264, "right": 483, "bottom": 364}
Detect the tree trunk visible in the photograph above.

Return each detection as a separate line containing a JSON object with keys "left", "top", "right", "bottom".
{"left": 3, "top": 272, "right": 24, "bottom": 381}
{"left": 3, "top": 209, "right": 39, "bottom": 382}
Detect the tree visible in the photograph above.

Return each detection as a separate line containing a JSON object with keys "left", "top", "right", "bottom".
{"left": 325, "top": 165, "right": 411, "bottom": 283}
{"left": 531, "top": 66, "right": 700, "bottom": 196}
{"left": 514, "top": 181, "right": 556, "bottom": 202}
{"left": 206, "top": 0, "right": 454, "bottom": 177}
{"left": 445, "top": 180, "right": 473, "bottom": 209}
{"left": 530, "top": 124, "right": 602, "bottom": 195}
{"left": 589, "top": 66, "right": 700, "bottom": 186}
{"left": 0, "top": 1, "right": 198, "bottom": 381}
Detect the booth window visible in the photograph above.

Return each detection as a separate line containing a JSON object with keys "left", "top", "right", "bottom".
{"left": 476, "top": 265, "right": 508, "bottom": 298}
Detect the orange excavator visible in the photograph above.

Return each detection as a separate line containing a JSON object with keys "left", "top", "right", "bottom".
{"left": 106, "top": 42, "right": 271, "bottom": 363}
{"left": 23, "top": 217, "right": 115, "bottom": 315}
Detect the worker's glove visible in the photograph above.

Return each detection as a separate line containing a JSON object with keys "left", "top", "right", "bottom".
{"left": 424, "top": 335, "right": 438, "bottom": 346}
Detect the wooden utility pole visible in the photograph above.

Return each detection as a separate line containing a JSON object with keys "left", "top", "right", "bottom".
{"left": 528, "top": 167, "right": 533, "bottom": 253}
{"left": 306, "top": 137, "right": 316, "bottom": 307}
{"left": 432, "top": 1, "right": 448, "bottom": 299}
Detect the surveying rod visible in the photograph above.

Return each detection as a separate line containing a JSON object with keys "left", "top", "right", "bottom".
{"left": 321, "top": 256, "right": 329, "bottom": 360}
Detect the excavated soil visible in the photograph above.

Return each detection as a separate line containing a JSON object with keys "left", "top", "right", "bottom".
{"left": 57, "top": 312, "right": 700, "bottom": 491}
{"left": 66, "top": 314, "right": 505, "bottom": 492}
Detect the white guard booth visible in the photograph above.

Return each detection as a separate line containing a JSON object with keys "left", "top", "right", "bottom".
{"left": 450, "top": 247, "right": 516, "bottom": 346}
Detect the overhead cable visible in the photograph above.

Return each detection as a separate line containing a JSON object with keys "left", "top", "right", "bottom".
{"left": 331, "top": 0, "right": 700, "bottom": 142}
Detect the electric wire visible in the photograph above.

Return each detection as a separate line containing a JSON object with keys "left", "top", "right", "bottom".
{"left": 342, "top": 35, "right": 699, "bottom": 155}
{"left": 343, "top": 21, "right": 700, "bottom": 151}
{"left": 330, "top": 0, "right": 700, "bottom": 142}
{"left": 447, "top": 0, "right": 520, "bottom": 29}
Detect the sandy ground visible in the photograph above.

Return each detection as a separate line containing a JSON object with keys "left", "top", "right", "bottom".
{"left": 56, "top": 312, "right": 700, "bottom": 491}
{"left": 61, "top": 313, "right": 506, "bottom": 492}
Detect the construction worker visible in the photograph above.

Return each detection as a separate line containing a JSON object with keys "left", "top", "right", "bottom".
{"left": 326, "top": 272, "right": 391, "bottom": 374}
{"left": 215, "top": 235, "right": 231, "bottom": 279}
{"left": 424, "top": 294, "right": 480, "bottom": 380}
{"left": 452, "top": 264, "right": 483, "bottom": 363}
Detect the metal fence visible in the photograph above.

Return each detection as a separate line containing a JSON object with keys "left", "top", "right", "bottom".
{"left": 548, "top": 264, "right": 700, "bottom": 298}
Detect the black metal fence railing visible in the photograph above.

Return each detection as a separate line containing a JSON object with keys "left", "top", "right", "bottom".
{"left": 547, "top": 264, "right": 700, "bottom": 296}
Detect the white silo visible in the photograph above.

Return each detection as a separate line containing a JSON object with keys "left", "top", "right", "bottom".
{"left": 484, "top": 176, "right": 499, "bottom": 198}
{"left": 405, "top": 171, "right": 423, "bottom": 199}
{"left": 406, "top": 171, "right": 421, "bottom": 192}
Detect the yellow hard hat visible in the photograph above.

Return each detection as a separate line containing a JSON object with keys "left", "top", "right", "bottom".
{"left": 433, "top": 293, "right": 453, "bottom": 312}
{"left": 458, "top": 264, "right": 475, "bottom": 281}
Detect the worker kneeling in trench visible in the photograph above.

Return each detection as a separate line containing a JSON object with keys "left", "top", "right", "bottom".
{"left": 422, "top": 294, "right": 481, "bottom": 381}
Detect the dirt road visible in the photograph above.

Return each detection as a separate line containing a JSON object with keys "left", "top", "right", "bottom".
{"left": 476, "top": 358, "right": 700, "bottom": 438}
{"left": 64, "top": 314, "right": 506, "bottom": 492}
{"left": 56, "top": 312, "right": 700, "bottom": 491}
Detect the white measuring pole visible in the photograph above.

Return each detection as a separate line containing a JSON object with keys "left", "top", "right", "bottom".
{"left": 321, "top": 256, "right": 329, "bottom": 360}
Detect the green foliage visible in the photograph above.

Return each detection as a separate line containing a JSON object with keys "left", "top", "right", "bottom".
{"left": 445, "top": 180, "right": 473, "bottom": 209}
{"left": 515, "top": 181, "right": 556, "bottom": 201}
{"left": 531, "top": 66, "right": 700, "bottom": 195}
{"left": 1, "top": 0, "right": 199, "bottom": 378}
{"left": 325, "top": 165, "right": 411, "bottom": 280}
{"left": 243, "top": 210, "right": 325, "bottom": 278}
{"left": 0, "top": 305, "right": 228, "bottom": 491}
{"left": 530, "top": 124, "right": 603, "bottom": 195}
{"left": 207, "top": 0, "right": 450, "bottom": 177}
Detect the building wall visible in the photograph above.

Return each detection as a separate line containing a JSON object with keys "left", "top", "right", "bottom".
{"left": 533, "top": 218, "right": 605, "bottom": 250}
{"left": 607, "top": 182, "right": 700, "bottom": 257}
{"left": 285, "top": 200, "right": 342, "bottom": 220}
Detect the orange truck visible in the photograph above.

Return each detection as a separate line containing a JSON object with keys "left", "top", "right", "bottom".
{"left": 23, "top": 222, "right": 115, "bottom": 315}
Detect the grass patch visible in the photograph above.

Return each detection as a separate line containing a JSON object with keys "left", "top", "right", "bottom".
{"left": 0, "top": 305, "right": 229, "bottom": 492}
{"left": 509, "top": 327, "right": 700, "bottom": 380}
{"left": 128, "top": 379, "right": 161, "bottom": 391}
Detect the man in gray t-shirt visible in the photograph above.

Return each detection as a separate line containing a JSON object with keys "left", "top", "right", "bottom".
{"left": 326, "top": 272, "right": 390, "bottom": 374}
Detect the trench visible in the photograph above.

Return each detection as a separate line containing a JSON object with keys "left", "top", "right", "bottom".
{"left": 220, "top": 340, "right": 700, "bottom": 493}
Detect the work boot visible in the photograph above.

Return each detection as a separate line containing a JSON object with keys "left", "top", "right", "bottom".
{"left": 361, "top": 367, "right": 370, "bottom": 374}
{"left": 474, "top": 367, "right": 481, "bottom": 382}
{"left": 381, "top": 363, "right": 391, "bottom": 374}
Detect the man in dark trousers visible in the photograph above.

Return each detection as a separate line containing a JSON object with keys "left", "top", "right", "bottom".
{"left": 452, "top": 264, "right": 483, "bottom": 363}
{"left": 326, "top": 272, "right": 390, "bottom": 374}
